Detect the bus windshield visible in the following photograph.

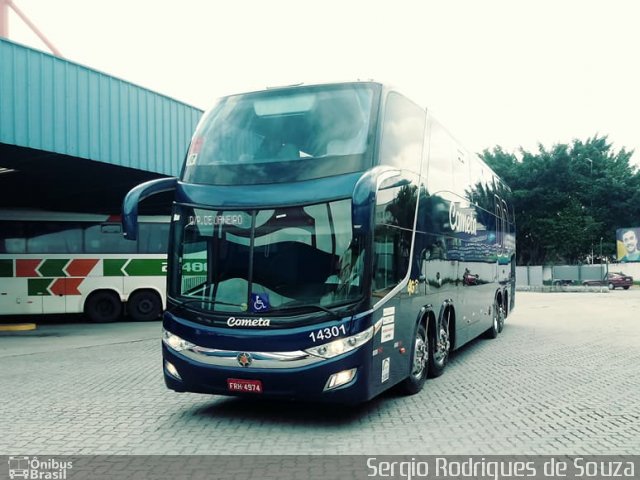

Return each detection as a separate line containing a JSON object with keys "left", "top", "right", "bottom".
{"left": 182, "top": 83, "right": 378, "bottom": 185}
{"left": 170, "top": 199, "right": 365, "bottom": 315}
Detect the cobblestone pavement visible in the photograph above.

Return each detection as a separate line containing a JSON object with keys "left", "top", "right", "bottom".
{"left": 1, "top": 291, "right": 638, "bottom": 455}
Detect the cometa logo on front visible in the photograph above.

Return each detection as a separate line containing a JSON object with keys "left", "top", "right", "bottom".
{"left": 227, "top": 317, "right": 271, "bottom": 327}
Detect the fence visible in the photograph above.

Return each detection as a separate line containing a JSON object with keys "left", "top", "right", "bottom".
{"left": 516, "top": 262, "right": 640, "bottom": 286}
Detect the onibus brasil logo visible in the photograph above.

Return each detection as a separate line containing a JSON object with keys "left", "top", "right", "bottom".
{"left": 8, "top": 457, "right": 73, "bottom": 479}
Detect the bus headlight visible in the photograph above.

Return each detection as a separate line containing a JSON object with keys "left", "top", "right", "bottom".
{"left": 305, "top": 326, "right": 374, "bottom": 359}
{"left": 162, "top": 328, "right": 195, "bottom": 352}
{"left": 325, "top": 368, "right": 357, "bottom": 390}
{"left": 164, "top": 360, "right": 182, "bottom": 380}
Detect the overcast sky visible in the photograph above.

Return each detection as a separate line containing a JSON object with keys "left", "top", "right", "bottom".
{"left": 6, "top": 0, "right": 640, "bottom": 165}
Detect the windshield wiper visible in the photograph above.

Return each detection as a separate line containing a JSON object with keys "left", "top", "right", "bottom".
{"left": 168, "top": 298, "right": 245, "bottom": 313}
{"left": 272, "top": 303, "right": 345, "bottom": 319}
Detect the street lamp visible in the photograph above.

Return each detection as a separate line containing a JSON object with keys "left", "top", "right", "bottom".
{"left": 586, "top": 158, "right": 594, "bottom": 264}
{"left": 600, "top": 237, "right": 603, "bottom": 260}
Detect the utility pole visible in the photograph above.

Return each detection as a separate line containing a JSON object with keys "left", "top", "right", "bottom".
{"left": 0, "top": 0, "right": 63, "bottom": 57}
{"left": 586, "top": 157, "right": 594, "bottom": 264}
{"left": 0, "top": 0, "right": 9, "bottom": 37}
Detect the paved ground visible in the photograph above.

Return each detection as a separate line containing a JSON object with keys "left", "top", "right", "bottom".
{"left": 1, "top": 290, "right": 638, "bottom": 455}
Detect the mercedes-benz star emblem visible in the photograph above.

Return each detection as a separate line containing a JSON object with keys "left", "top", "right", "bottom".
{"left": 237, "top": 352, "right": 253, "bottom": 367}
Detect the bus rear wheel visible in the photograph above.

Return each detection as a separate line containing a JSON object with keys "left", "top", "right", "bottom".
{"left": 486, "top": 298, "right": 504, "bottom": 339}
{"left": 128, "top": 290, "right": 162, "bottom": 321}
{"left": 85, "top": 291, "right": 122, "bottom": 323}
{"left": 428, "top": 311, "right": 451, "bottom": 378}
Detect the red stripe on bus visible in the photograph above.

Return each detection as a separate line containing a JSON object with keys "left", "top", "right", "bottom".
{"left": 16, "top": 259, "right": 41, "bottom": 277}
{"left": 66, "top": 259, "right": 98, "bottom": 277}
{"left": 50, "top": 278, "right": 84, "bottom": 296}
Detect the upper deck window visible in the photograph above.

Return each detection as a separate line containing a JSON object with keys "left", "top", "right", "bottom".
{"left": 182, "top": 83, "right": 379, "bottom": 185}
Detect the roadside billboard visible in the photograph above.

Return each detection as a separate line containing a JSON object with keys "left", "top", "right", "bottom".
{"left": 616, "top": 227, "right": 640, "bottom": 262}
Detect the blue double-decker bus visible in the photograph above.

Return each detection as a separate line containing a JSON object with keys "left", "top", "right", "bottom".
{"left": 123, "top": 81, "right": 515, "bottom": 404}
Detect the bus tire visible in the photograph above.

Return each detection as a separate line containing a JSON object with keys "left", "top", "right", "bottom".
{"left": 428, "top": 309, "right": 451, "bottom": 378}
{"left": 503, "top": 292, "right": 509, "bottom": 318}
{"left": 486, "top": 296, "right": 504, "bottom": 339}
{"left": 128, "top": 290, "right": 162, "bottom": 321}
{"left": 398, "top": 322, "right": 427, "bottom": 395}
{"left": 85, "top": 291, "right": 122, "bottom": 323}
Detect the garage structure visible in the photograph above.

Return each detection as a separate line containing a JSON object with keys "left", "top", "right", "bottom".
{"left": 0, "top": 37, "right": 203, "bottom": 322}
{"left": 0, "top": 37, "right": 203, "bottom": 213}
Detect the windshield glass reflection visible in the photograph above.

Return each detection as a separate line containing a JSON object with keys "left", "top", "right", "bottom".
{"left": 171, "top": 199, "right": 364, "bottom": 315}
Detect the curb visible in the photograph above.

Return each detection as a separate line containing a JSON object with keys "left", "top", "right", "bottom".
{"left": 0, "top": 323, "right": 37, "bottom": 332}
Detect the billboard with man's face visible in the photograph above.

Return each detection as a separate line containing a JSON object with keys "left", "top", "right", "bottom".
{"left": 617, "top": 227, "right": 640, "bottom": 262}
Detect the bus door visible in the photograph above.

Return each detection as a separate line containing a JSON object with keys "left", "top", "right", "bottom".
{"left": 40, "top": 262, "right": 68, "bottom": 314}
{"left": 369, "top": 175, "right": 418, "bottom": 391}
{"left": 42, "top": 291, "right": 66, "bottom": 314}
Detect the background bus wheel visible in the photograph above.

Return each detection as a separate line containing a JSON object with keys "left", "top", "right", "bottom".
{"left": 486, "top": 299, "right": 504, "bottom": 338}
{"left": 85, "top": 291, "right": 122, "bottom": 323}
{"left": 428, "top": 312, "right": 450, "bottom": 378}
{"left": 128, "top": 290, "right": 162, "bottom": 321}
{"left": 497, "top": 301, "right": 505, "bottom": 333}
{"left": 398, "top": 323, "right": 427, "bottom": 395}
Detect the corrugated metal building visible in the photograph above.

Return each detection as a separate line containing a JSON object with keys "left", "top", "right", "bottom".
{"left": 0, "top": 37, "right": 203, "bottom": 212}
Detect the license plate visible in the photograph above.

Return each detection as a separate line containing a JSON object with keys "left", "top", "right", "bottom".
{"left": 227, "top": 378, "right": 263, "bottom": 394}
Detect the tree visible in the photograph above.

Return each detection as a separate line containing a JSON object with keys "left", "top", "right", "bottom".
{"left": 481, "top": 136, "right": 640, "bottom": 264}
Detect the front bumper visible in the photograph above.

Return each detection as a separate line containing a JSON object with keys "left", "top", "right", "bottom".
{"left": 162, "top": 341, "right": 372, "bottom": 404}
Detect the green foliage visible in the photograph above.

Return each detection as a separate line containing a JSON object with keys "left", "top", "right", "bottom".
{"left": 481, "top": 136, "right": 639, "bottom": 265}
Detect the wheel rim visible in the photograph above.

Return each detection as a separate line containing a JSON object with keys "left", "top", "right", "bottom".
{"left": 498, "top": 305, "right": 505, "bottom": 332}
{"left": 434, "top": 316, "right": 450, "bottom": 366}
{"left": 98, "top": 299, "right": 114, "bottom": 316}
{"left": 411, "top": 331, "right": 427, "bottom": 379}
{"left": 137, "top": 298, "right": 154, "bottom": 314}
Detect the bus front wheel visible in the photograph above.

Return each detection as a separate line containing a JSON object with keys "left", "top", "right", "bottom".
{"left": 85, "top": 291, "right": 122, "bottom": 323}
{"left": 128, "top": 290, "right": 162, "bottom": 321}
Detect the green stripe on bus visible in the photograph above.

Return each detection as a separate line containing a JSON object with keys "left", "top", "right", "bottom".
{"left": 103, "top": 258, "right": 166, "bottom": 276}
{"left": 124, "top": 259, "right": 166, "bottom": 276}
{"left": 38, "top": 259, "right": 70, "bottom": 277}
{"left": 0, "top": 259, "right": 13, "bottom": 277}
{"left": 103, "top": 259, "right": 127, "bottom": 276}
{"left": 28, "top": 278, "right": 53, "bottom": 296}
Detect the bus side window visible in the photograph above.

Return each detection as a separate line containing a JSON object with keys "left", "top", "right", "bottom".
{"left": 138, "top": 223, "right": 170, "bottom": 254}
{"left": 85, "top": 224, "right": 136, "bottom": 253}
{"left": 0, "top": 221, "right": 27, "bottom": 253}
{"left": 372, "top": 181, "right": 417, "bottom": 294}
{"left": 27, "top": 223, "right": 82, "bottom": 253}
{"left": 379, "top": 92, "right": 425, "bottom": 173}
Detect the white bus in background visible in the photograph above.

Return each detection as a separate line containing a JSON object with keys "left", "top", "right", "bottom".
{"left": 0, "top": 210, "right": 169, "bottom": 322}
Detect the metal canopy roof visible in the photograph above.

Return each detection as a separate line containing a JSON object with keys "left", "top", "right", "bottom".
{"left": 0, "top": 37, "right": 203, "bottom": 213}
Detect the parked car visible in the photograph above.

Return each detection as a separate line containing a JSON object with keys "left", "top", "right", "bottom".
{"left": 582, "top": 272, "right": 633, "bottom": 290}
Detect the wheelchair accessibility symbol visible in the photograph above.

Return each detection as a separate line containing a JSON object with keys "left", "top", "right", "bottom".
{"left": 250, "top": 293, "right": 270, "bottom": 313}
